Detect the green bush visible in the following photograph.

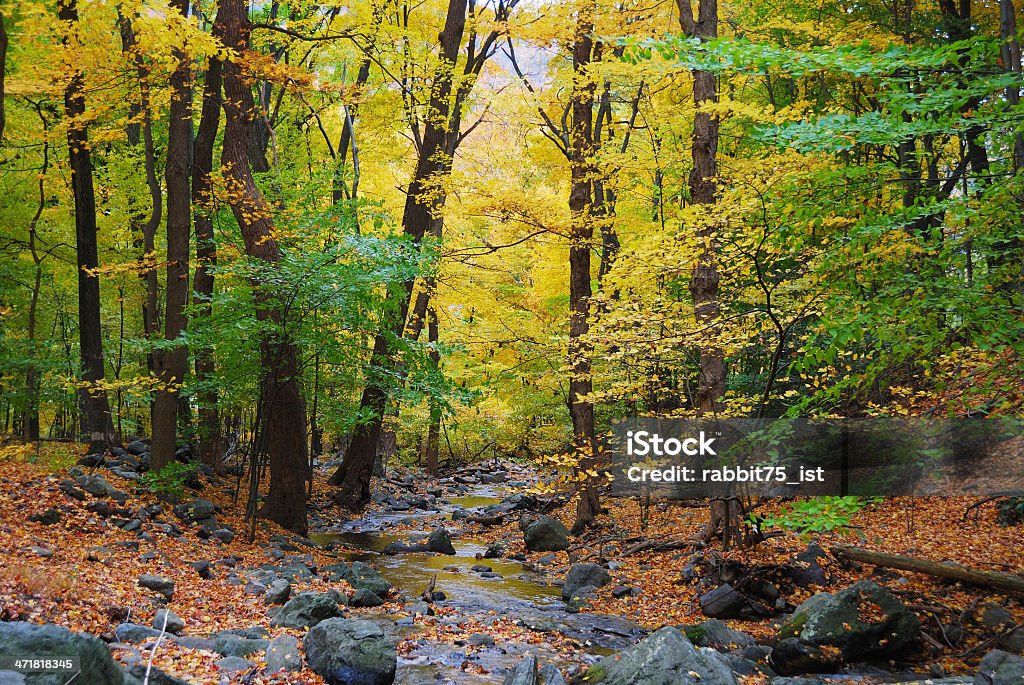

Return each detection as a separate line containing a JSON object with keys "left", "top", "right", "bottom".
{"left": 140, "top": 462, "right": 196, "bottom": 500}
{"left": 755, "top": 496, "right": 873, "bottom": 535}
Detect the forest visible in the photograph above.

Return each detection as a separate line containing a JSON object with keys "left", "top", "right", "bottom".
{"left": 0, "top": 0, "right": 1023, "bottom": 683}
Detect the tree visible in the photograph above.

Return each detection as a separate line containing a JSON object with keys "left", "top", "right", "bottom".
{"left": 567, "top": 0, "right": 599, "bottom": 532}
{"left": 216, "top": 0, "right": 309, "bottom": 535}
{"left": 330, "top": 0, "right": 520, "bottom": 509}
{"left": 150, "top": 0, "right": 193, "bottom": 472}
{"left": 58, "top": 0, "right": 115, "bottom": 451}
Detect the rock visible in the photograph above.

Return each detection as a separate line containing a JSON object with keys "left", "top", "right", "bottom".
{"left": 469, "top": 633, "right": 495, "bottom": 647}
{"left": 562, "top": 563, "right": 611, "bottom": 600}
{"left": 189, "top": 560, "right": 212, "bottom": 579}
{"left": 713, "top": 652, "right": 776, "bottom": 678}
{"left": 124, "top": 663, "right": 193, "bottom": 685}
{"left": 771, "top": 678, "right": 825, "bottom": 685}
{"left": 407, "top": 602, "right": 433, "bottom": 617}
{"left": 28, "top": 509, "right": 61, "bottom": 525}
{"left": 0, "top": 672, "right": 25, "bottom": 685}
{"left": 427, "top": 528, "right": 456, "bottom": 555}
{"left": 539, "top": 663, "right": 567, "bottom": 685}
{"left": 999, "top": 628, "right": 1024, "bottom": 654}
{"left": 216, "top": 656, "right": 255, "bottom": 673}
{"left": 213, "top": 634, "right": 267, "bottom": 658}
{"left": 524, "top": 516, "right": 570, "bottom": 552}
{"left": 472, "top": 564, "right": 493, "bottom": 573}
{"left": 583, "top": 626, "right": 739, "bottom": 685}
{"left": 75, "top": 474, "right": 127, "bottom": 502}
{"left": 983, "top": 604, "right": 1016, "bottom": 630}
{"left": 351, "top": 588, "right": 385, "bottom": 608}
{"left": 265, "top": 578, "right": 292, "bottom": 605}
{"left": 77, "top": 453, "right": 105, "bottom": 467}
{"left": 612, "top": 586, "right": 634, "bottom": 599}
{"left": 769, "top": 638, "right": 840, "bottom": 676}
{"left": 0, "top": 621, "right": 125, "bottom": 685}
{"left": 58, "top": 480, "right": 87, "bottom": 501}
{"left": 126, "top": 440, "right": 149, "bottom": 455}
{"left": 325, "top": 562, "right": 391, "bottom": 599}
{"left": 778, "top": 580, "right": 919, "bottom": 660}
{"left": 682, "top": 619, "right": 756, "bottom": 650}
{"left": 303, "top": 618, "right": 397, "bottom": 685}
{"left": 266, "top": 634, "right": 302, "bottom": 674}
{"left": 976, "top": 650, "right": 1024, "bottom": 685}
{"left": 213, "top": 529, "right": 234, "bottom": 544}
{"left": 173, "top": 499, "right": 217, "bottom": 523}
{"left": 484, "top": 542, "right": 506, "bottom": 559}
{"left": 700, "top": 584, "right": 749, "bottom": 619}
{"left": 115, "top": 623, "right": 163, "bottom": 643}
{"left": 152, "top": 609, "right": 185, "bottom": 634}
{"left": 138, "top": 574, "right": 175, "bottom": 601}
{"left": 504, "top": 655, "right": 539, "bottom": 685}
{"left": 271, "top": 592, "right": 344, "bottom": 629}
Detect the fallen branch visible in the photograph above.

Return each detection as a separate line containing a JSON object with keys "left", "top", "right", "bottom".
{"left": 832, "top": 544, "right": 1024, "bottom": 596}
{"left": 466, "top": 514, "right": 504, "bottom": 526}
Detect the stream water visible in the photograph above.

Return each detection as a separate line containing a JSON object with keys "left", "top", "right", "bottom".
{"left": 310, "top": 488, "right": 646, "bottom": 684}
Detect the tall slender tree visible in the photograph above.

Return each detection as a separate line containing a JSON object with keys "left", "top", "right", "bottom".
{"left": 192, "top": 55, "right": 224, "bottom": 468}
{"left": 58, "top": 0, "right": 116, "bottom": 451}
{"left": 216, "top": 0, "right": 309, "bottom": 534}
{"left": 151, "top": 0, "right": 193, "bottom": 471}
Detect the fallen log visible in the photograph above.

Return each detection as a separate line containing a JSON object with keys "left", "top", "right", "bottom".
{"left": 466, "top": 514, "right": 504, "bottom": 526}
{"left": 831, "top": 544, "right": 1024, "bottom": 596}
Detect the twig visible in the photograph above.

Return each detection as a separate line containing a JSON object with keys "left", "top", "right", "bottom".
{"left": 143, "top": 609, "right": 170, "bottom": 685}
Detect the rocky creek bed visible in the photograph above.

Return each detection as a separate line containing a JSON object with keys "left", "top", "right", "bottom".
{"left": 1, "top": 449, "right": 1023, "bottom": 685}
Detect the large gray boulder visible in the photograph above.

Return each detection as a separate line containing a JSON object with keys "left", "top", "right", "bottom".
{"left": 502, "top": 656, "right": 566, "bottom": 685}
{"left": 778, "top": 581, "right": 919, "bottom": 660}
{"left": 524, "top": 516, "right": 570, "bottom": 552}
{"left": 303, "top": 618, "right": 396, "bottom": 685}
{"left": 583, "top": 627, "right": 739, "bottom": 685}
{"left": 270, "top": 592, "right": 343, "bottom": 629}
{"left": 0, "top": 622, "right": 126, "bottom": 685}
{"left": 323, "top": 562, "right": 391, "bottom": 600}
{"left": 562, "top": 563, "right": 611, "bottom": 601}
{"left": 976, "top": 650, "right": 1024, "bottom": 685}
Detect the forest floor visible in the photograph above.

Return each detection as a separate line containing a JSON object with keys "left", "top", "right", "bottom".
{"left": 0, "top": 440, "right": 1023, "bottom": 684}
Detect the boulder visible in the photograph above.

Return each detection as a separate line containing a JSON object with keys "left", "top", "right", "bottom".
{"left": 173, "top": 498, "right": 216, "bottom": 522}
{"left": 778, "top": 581, "right": 919, "bottom": 660}
{"left": 215, "top": 656, "right": 255, "bottom": 673}
{"left": 504, "top": 655, "right": 538, "bottom": 685}
{"left": 582, "top": 627, "right": 739, "bottom": 685}
{"left": 562, "top": 563, "right": 611, "bottom": 601}
{"left": 270, "top": 592, "right": 343, "bottom": 629}
{"left": 265, "top": 578, "right": 291, "bottom": 605}
{"left": 324, "top": 562, "right": 391, "bottom": 600}
{"left": 266, "top": 634, "right": 302, "bottom": 674}
{"left": 976, "top": 650, "right": 1024, "bottom": 685}
{"left": 212, "top": 634, "right": 267, "bottom": 658}
{"left": 700, "top": 584, "right": 749, "bottom": 619}
{"left": 524, "top": 516, "right": 570, "bottom": 552}
{"left": 303, "top": 618, "right": 396, "bottom": 685}
{"left": 152, "top": 610, "right": 185, "bottom": 635}
{"left": 115, "top": 623, "right": 163, "bottom": 643}
{"left": 123, "top": 663, "right": 193, "bottom": 685}
{"left": 350, "top": 588, "right": 385, "bottom": 608}
{"left": 138, "top": 575, "right": 175, "bottom": 601}
{"left": 427, "top": 528, "right": 456, "bottom": 555}
{"left": 0, "top": 622, "right": 125, "bottom": 685}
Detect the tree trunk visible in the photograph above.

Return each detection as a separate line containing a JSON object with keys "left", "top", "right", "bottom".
{"left": 151, "top": 0, "right": 193, "bottom": 472}
{"left": 832, "top": 545, "right": 1024, "bottom": 596}
{"left": 425, "top": 306, "right": 441, "bottom": 474}
{"left": 192, "top": 55, "right": 223, "bottom": 468}
{"left": 59, "top": 0, "right": 115, "bottom": 451}
{"left": 23, "top": 105, "right": 49, "bottom": 443}
{"left": 568, "top": 1, "right": 599, "bottom": 534}
{"left": 330, "top": 0, "right": 469, "bottom": 509}
{"left": 0, "top": 11, "right": 7, "bottom": 144}
{"left": 216, "top": 0, "right": 308, "bottom": 535}
{"left": 678, "top": 0, "right": 737, "bottom": 547}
